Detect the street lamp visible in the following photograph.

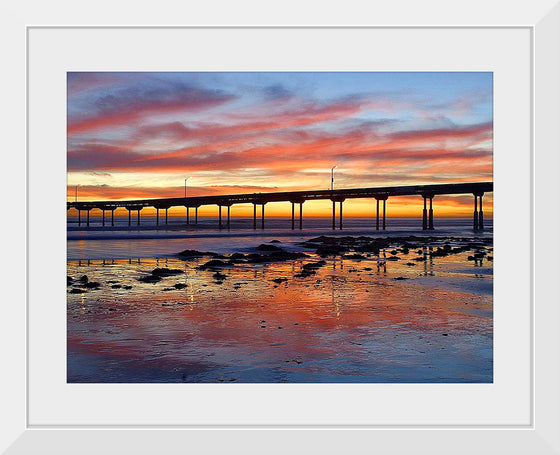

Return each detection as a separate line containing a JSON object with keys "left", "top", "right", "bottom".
{"left": 75, "top": 184, "right": 80, "bottom": 202}
{"left": 184, "top": 177, "right": 190, "bottom": 198}
{"left": 331, "top": 166, "right": 337, "bottom": 191}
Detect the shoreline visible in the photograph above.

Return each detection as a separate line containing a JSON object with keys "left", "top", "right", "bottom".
{"left": 67, "top": 229, "right": 493, "bottom": 261}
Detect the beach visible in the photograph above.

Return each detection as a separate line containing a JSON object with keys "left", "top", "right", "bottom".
{"left": 67, "top": 217, "right": 493, "bottom": 383}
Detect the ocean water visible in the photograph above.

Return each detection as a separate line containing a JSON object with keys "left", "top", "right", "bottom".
{"left": 67, "top": 216, "right": 493, "bottom": 260}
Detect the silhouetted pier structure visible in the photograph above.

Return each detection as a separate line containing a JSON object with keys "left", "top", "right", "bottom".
{"left": 67, "top": 181, "right": 492, "bottom": 231}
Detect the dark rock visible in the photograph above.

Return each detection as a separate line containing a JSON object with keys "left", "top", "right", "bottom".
{"left": 67, "top": 276, "right": 73, "bottom": 286}
{"left": 213, "top": 272, "right": 227, "bottom": 281}
{"left": 174, "top": 283, "right": 187, "bottom": 289}
{"left": 78, "top": 275, "right": 88, "bottom": 283}
{"left": 229, "top": 252, "right": 247, "bottom": 261}
{"left": 162, "top": 288, "right": 174, "bottom": 291}
{"left": 298, "top": 241, "right": 321, "bottom": 249}
{"left": 177, "top": 249, "right": 218, "bottom": 259}
{"left": 386, "top": 256, "right": 400, "bottom": 261}
{"left": 151, "top": 268, "right": 183, "bottom": 277}
{"left": 302, "top": 260, "right": 326, "bottom": 270}
{"left": 308, "top": 235, "right": 332, "bottom": 243}
{"left": 246, "top": 254, "right": 268, "bottom": 263}
{"left": 111, "top": 284, "right": 122, "bottom": 289}
{"left": 315, "top": 244, "right": 348, "bottom": 257}
{"left": 138, "top": 275, "right": 162, "bottom": 283}
{"left": 269, "top": 240, "right": 281, "bottom": 243}
{"left": 431, "top": 248, "right": 449, "bottom": 258}
{"left": 393, "top": 276, "right": 409, "bottom": 280}
{"left": 405, "top": 262, "right": 417, "bottom": 266}
{"left": 270, "top": 251, "right": 308, "bottom": 261}
{"left": 69, "top": 288, "right": 84, "bottom": 294}
{"left": 272, "top": 278, "right": 288, "bottom": 284}
{"left": 123, "top": 285, "right": 132, "bottom": 290}
{"left": 198, "top": 259, "right": 228, "bottom": 269}
{"left": 83, "top": 281, "right": 101, "bottom": 288}
{"left": 295, "top": 270, "right": 316, "bottom": 278}
{"left": 343, "top": 254, "right": 365, "bottom": 260}
{"left": 246, "top": 251, "right": 308, "bottom": 263}
{"left": 295, "top": 262, "right": 325, "bottom": 278}
{"left": 356, "top": 242, "right": 383, "bottom": 254}
{"left": 389, "top": 250, "right": 399, "bottom": 255}
{"left": 256, "top": 244, "right": 284, "bottom": 252}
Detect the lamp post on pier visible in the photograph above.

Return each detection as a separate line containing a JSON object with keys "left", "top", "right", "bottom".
{"left": 75, "top": 184, "right": 80, "bottom": 202}
{"left": 331, "top": 165, "right": 337, "bottom": 191}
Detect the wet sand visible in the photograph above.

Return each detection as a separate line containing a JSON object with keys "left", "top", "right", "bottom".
{"left": 67, "top": 235, "right": 493, "bottom": 383}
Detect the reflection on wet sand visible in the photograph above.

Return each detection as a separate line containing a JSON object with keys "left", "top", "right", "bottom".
{"left": 67, "top": 238, "right": 493, "bottom": 383}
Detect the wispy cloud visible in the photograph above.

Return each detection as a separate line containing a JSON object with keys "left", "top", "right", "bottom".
{"left": 68, "top": 80, "right": 236, "bottom": 134}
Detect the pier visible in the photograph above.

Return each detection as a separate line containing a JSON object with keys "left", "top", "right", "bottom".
{"left": 67, "top": 181, "right": 492, "bottom": 231}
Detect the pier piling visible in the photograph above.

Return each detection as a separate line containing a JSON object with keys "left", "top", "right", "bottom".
{"left": 422, "top": 197, "right": 427, "bottom": 230}
{"left": 428, "top": 197, "right": 434, "bottom": 230}
{"left": 332, "top": 200, "right": 336, "bottom": 230}
{"left": 253, "top": 203, "right": 257, "bottom": 230}
{"left": 383, "top": 199, "right": 386, "bottom": 230}
{"left": 479, "top": 195, "right": 484, "bottom": 230}
{"left": 473, "top": 195, "right": 479, "bottom": 231}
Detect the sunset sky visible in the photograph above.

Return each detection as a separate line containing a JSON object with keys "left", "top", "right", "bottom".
{"left": 67, "top": 72, "right": 493, "bottom": 217}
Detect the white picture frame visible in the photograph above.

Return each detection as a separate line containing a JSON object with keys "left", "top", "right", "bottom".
{"left": 2, "top": 1, "right": 559, "bottom": 453}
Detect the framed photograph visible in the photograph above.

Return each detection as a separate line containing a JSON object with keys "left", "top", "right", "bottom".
{"left": 2, "top": 1, "right": 559, "bottom": 453}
